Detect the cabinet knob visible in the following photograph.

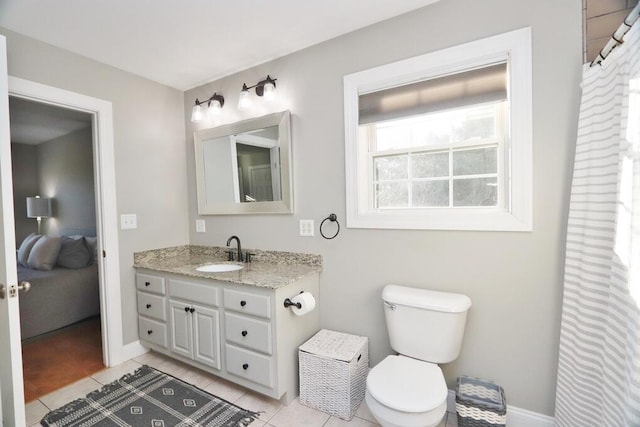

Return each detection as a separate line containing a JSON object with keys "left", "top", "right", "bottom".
{"left": 146, "top": 304, "right": 151, "bottom": 309}
{"left": 189, "top": 307, "right": 195, "bottom": 313}
{"left": 242, "top": 363, "right": 249, "bottom": 370}
{"left": 184, "top": 306, "right": 190, "bottom": 313}
{"left": 147, "top": 330, "right": 153, "bottom": 335}
{"left": 241, "top": 330, "right": 248, "bottom": 337}
{"left": 240, "top": 300, "right": 247, "bottom": 307}
{"left": 145, "top": 281, "right": 150, "bottom": 287}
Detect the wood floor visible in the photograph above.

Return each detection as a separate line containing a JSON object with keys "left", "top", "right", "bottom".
{"left": 22, "top": 316, "right": 104, "bottom": 402}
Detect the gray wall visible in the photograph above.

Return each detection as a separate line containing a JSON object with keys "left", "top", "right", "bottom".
{"left": 1, "top": 27, "right": 189, "bottom": 344}
{"left": 184, "top": 0, "right": 582, "bottom": 416}
{"left": 11, "top": 143, "right": 38, "bottom": 243}
{"left": 37, "top": 126, "right": 95, "bottom": 237}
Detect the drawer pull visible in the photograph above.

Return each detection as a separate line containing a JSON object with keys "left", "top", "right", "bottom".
{"left": 145, "top": 281, "right": 150, "bottom": 287}
{"left": 146, "top": 304, "right": 151, "bottom": 309}
{"left": 240, "top": 300, "right": 247, "bottom": 307}
{"left": 147, "top": 330, "right": 153, "bottom": 335}
{"left": 241, "top": 330, "right": 248, "bottom": 337}
{"left": 242, "top": 363, "right": 249, "bottom": 370}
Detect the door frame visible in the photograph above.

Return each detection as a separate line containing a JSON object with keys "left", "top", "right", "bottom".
{"left": 8, "top": 76, "right": 125, "bottom": 367}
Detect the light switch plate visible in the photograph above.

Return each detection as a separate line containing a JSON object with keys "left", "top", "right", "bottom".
{"left": 120, "top": 214, "right": 137, "bottom": 230}
{"left": 196, "top": 219, "right": 206, "bottom": 233}
{"left": 299, "top": 219, "right": 314, "bottom": 237}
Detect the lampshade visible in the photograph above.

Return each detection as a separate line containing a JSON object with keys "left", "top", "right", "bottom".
{"left": 191, "top": 104, "right": 204, "bottom": 122}
{"left": 262, "top": 80, "right": 276, "bottom": 101}
{"left": 26, "top": 197, "right": 52, "bottom": 218}
{"left": 207, "top": 98, "right": 222, "bottom": 118}
{"left": 238, "top": 86, "right": 252, "bottom": 110}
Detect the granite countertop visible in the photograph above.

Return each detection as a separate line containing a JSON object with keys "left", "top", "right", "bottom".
{"left": 133, "top": 245, "right": 322, "bottom": 289}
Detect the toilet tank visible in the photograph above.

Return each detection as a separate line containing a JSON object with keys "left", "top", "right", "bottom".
{"left": 382, "top": 284, "right": 472, "bottom": 364}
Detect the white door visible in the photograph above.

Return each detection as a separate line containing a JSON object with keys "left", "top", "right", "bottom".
{"left": 0, "top": 35, "right": 27, "bottom": 427}
{"left": 248, "top": 165, "right": 273, "bottom": 201}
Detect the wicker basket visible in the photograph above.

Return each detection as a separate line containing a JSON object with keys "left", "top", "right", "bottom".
{"left": 456, "top": 376, "right": 507, "bottom": 427}
{"left": 299, "top": 329, "right": 369, "bottom": 420}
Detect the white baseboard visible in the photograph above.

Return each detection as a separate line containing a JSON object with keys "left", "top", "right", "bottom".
{"left": 115, "top": 340, "right": 149, "bottom": 365}
{"left": 447, "top": 390, "right": 554, "bottom": 427}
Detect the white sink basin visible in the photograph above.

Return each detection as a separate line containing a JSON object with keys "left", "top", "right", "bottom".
{"left": 196, "top": 263, "right": 244, "bottom": 273}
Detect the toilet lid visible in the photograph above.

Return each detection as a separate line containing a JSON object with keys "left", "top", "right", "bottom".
{"left": 367, "top": 355, "right": 447, "bottom": 413}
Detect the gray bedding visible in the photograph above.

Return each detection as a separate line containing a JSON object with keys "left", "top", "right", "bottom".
{"left": 18, "top": 263, "right": 100, "bottom": 339}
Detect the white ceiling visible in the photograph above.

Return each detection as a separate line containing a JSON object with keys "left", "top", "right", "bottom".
{"left": 9, "top": 97, "right": 91, "bottom": 145}
{"left": 0, "top": 0, "right": 440, "bottom": 91}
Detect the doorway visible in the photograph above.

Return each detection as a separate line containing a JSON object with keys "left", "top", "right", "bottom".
{"left": 9, "top": 96, "right": 104, "bottom": 401}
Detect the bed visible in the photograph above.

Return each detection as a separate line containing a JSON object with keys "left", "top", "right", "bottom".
{"left": 17, "top": 231, "right": 100, "bottom": 340}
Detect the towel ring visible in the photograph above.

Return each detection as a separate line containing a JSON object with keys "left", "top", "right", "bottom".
{"left": 320, "top": 213, "right": 340, "bottom": 240}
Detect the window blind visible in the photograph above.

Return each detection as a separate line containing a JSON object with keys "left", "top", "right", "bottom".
{"left": 358, "top": 62, "right": 507, "bottom": 125}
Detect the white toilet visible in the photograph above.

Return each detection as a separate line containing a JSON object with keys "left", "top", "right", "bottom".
{"left": 365, "top": 284, "right": 472, "bottom": 427}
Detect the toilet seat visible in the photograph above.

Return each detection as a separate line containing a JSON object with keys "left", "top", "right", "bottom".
{"left": 367, "top": 355, "right": 447, "bottom": 413}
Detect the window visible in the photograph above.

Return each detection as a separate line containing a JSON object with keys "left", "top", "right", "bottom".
{"left": 344, "top": 28, "right": 532, "bottom": 231}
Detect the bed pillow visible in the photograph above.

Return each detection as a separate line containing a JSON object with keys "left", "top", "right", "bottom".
{"left": 84, "top": 236, "right": 98, "bottom": 264}
{"left": 17, "top": 233, "right": 42, "bottom": 267}
{"left": 27, "top": 236, "right": 62, "bottom": 271}
{"left": 57, "top": 236, "right": 91, "bottom": 269}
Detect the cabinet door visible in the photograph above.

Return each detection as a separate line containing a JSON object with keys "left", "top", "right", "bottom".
{"left": 169, "top": 300, "right": 192, "bottom": 359}
{"left": 192, "top": 304, "right": 221, "bottom": 370}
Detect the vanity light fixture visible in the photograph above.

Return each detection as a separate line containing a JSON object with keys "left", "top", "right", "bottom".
{"left": 190, "top": 92, "right": 225, "bottom": 123}
{"left": 238, "top": 75, "right": 277, "bottom": 110}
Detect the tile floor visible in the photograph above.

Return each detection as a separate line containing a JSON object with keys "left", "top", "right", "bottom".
{"left": 25, "top": 350, "right": 459, "bottom": 427}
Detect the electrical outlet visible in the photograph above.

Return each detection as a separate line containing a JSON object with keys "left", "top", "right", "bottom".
{"left": 120, "top": 214, "right": 137, "bottom": 230}
{"left": 299, "top": 219, "right": 314, "bottom": 237}
{"left": 196, "top": 219, "right": 206, "bottom": 233}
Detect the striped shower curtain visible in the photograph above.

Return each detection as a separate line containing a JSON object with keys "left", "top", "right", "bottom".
{"left": 555, "top": 21, "right": 640, "bottom": 426}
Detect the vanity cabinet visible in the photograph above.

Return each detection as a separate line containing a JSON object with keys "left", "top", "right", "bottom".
{"left": 135, "top": 269, "right": 320, "bottom": 404}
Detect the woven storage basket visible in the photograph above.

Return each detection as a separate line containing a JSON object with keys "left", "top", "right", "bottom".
{"left": 299, "top": 329, "right": 369, "bottom": 420}
{"left": 456, "top": 376, "right": 507, "bottom": 427}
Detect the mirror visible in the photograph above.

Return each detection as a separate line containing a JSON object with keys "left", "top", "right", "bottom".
{"left": 194, "top": 111, "right": 293, "bottom": 214}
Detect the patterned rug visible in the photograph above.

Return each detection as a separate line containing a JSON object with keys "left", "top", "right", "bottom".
{"left": 41, "top": 365, "right": 260, "bottom": 426}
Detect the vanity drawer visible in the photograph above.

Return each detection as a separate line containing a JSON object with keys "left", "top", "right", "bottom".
{"left": 224, "top": 289, "right": 271, "bottom": 319}
{"left": 169, "top": 279, "right": 219, "bottom": 307}
{"left": 225, "top": 344, "right": 274, "bottom": 389}
{"left": 136, "top": 273, "right": 166, "bottom": 295}
{"left": 137, "top": 292, "right": 167, "bottom": 321}
{"left": 138, "top": 316, "right": 168, "bottom": 348}
{"left": 224, "top": 313, "right": 272, "bottom": 355}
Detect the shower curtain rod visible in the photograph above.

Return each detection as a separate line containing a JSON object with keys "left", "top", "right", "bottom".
{"left": 590, "top": 1, "right": 640, "bottom": 67}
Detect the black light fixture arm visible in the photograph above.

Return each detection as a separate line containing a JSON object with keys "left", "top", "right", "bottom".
{"left": 241, "top": 75, "right": 277, "bottom": 96}
{"left": 194, "top": 92, "right": 225, "bottom": 107}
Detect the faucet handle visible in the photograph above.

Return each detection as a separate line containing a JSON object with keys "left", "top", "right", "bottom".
{"left": 224, "top": 249, "right": 236, "bottom": 261}
{"left": 244, "top": 252, "right": 254, "bottom": 263}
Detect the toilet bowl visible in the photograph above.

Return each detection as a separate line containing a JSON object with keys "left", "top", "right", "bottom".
{"left": 366, "top": 285, "right": 471, "bottom": 427}
{"left": 365, "top": 355, "right": 448, "bottom": 427}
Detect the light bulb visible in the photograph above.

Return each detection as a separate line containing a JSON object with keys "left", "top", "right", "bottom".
{"left": 191, "top": 104, "right": 203, "bottom": 122}
{"left": 238, "top": 88, "right": 252, "bottom": 110}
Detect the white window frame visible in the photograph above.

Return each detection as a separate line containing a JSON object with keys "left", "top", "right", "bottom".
{"left": 344, "top": 27, "right": 532, "bottom": 231}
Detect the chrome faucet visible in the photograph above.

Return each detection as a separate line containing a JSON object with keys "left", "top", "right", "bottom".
{"left": 226, "top": 235, "right": 243, "bottom": 262}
